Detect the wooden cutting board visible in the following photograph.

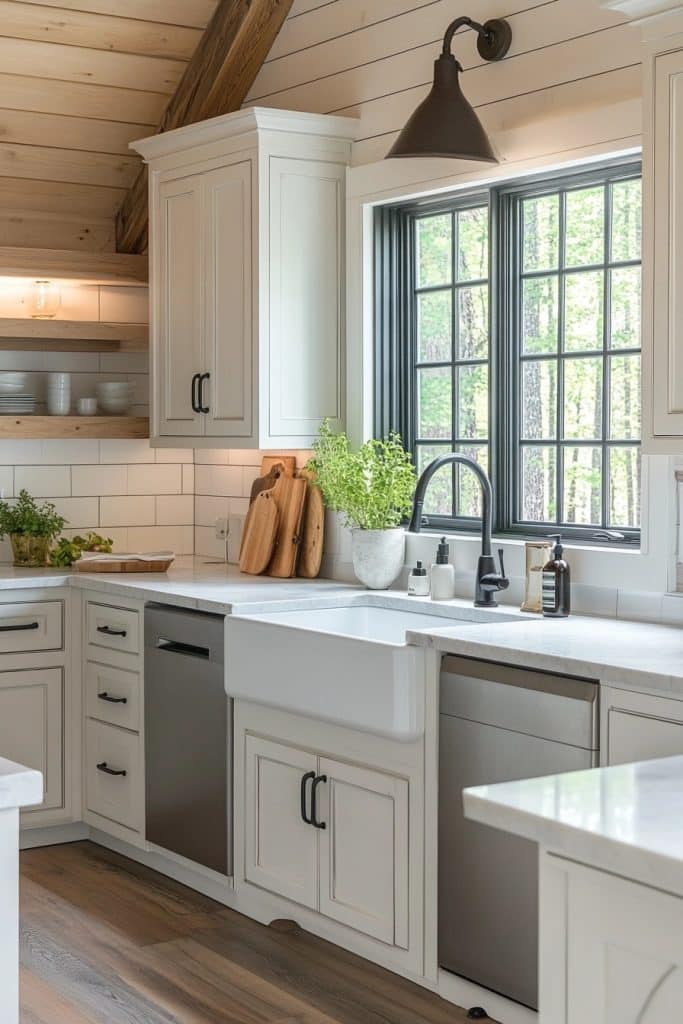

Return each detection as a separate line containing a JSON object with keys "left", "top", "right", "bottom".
{"left": 298, "top": 479, "right": 325, "bottom": 578}
{"left": 239, "top": 491, "right": 280, "bottom": 575}
{"left": 75, "top": 556, "right": 174, "bottom": 573}
{"left": 267, "top": 472, "right": 308, "bottom": 578}
{"left": 261, "top": 454, "right": 296, "bottom": 477}
{"left": 249, "top": 462, "right": 286, "bottom": 505}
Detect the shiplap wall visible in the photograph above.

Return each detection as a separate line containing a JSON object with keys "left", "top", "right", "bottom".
{"left": 246, "top": 0, "right": 640, "bottom": 166}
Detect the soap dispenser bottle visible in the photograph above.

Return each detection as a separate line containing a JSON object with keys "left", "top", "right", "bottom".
{"left": 431, "top": 537, "right": 455, "bottom": 601}
{"left": 542, "top": 534, "right": 570, "bottom": 617}
{"left": 408, "top": 560, "right": 430, "bottom": 597}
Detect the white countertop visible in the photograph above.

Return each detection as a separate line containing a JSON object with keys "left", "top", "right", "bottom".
{"left": 464, "top": 755, "right": 683, "bottom": 897}
{"left": 408, "top": 613, "right": 683, "bottom": 694}
{"left": 0, "top": 757, "right": 42, "bottom": 810}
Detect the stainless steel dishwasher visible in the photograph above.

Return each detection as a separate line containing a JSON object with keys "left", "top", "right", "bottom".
{"left": 144, "top": 603, "right": 232, "bottom": 876}
{"left": 438, "top": 654, "right": 598, "bottom": 1010}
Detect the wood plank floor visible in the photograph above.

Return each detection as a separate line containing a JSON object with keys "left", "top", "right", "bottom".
{"left": 19, "top": 841, "right": 473, "bottom": 1024}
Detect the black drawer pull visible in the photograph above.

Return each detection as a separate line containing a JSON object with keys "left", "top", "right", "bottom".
{"left": 97, "top": 692, "right": 127, "bottom": 705}
{"left": 311, "top": 774, "right": 327, "bottom": 830}
{"left": 156, "top": 637, "right": 209, "bottom": 659}
{"left": 96, "top": 762, "right": 126, "bottom": 777}
{"left": 198, "top": 371, "right": 210, "bottom": 414}
{"left": 191, "top": 372, "right": 201, "bottom": 413}
{"left": 300, "top": 770, "right": 315, "bottom": 824}
{"left": 0, "top": 621, "right": 39, "bottom": 633}
{"left": 97, "top": 625, "right": 127, "bottom": 638}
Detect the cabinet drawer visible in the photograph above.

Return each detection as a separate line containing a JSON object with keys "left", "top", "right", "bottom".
{"left": 85, "top": 719, "right": 143, "bottom": 832}
{"left": 86, "top": 662, "right": 140, "bottom": 732}
{"left": 0, "top": 601, "right": 62, "bottom": 654}
{"left": 86, "top": 602, "right": 140, "bottom": 658}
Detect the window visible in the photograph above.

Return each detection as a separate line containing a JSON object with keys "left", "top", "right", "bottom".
{"left": 375, "top": 162, "right": 642, "bottom": 543}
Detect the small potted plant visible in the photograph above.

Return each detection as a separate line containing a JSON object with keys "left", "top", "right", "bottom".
{"left": 308, "top": 422, "right": 416, "bottom": 589}
{"left": 0, "top": 489, "right": 66, "bottom": 568}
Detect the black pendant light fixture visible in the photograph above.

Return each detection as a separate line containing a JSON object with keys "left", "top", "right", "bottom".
{"left": 387, "top": 15, "right": 512, "bottom": 162}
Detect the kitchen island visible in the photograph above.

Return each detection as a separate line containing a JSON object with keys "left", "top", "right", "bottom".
{"left": 464, "top": 756, "right": 683, "bottom": 1022}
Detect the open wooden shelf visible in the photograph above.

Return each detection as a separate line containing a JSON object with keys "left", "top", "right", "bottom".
{"left": 0, "top": 416, "right": 149, "bottom": 439}
{"left": 0, "top": 247, "right": 147, "bottom": 285}
{"left": 0, "top": 319, "right": 148, "bottom": 352}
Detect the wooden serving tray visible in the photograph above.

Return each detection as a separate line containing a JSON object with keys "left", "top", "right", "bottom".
{"left": 74, "top": 556, "right": 174, "bottom": 573}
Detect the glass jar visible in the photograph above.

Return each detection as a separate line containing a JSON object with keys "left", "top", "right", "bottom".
{"left": 30, "top": 280, "right": 61, "bottom": 319}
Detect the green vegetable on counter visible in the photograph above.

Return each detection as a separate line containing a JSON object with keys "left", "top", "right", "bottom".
{"left": 49, "top": 532, "right": 114, "bottom": 567}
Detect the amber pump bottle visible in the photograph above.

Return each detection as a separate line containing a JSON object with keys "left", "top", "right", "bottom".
{"left": 541, "top": 534, "right": 570, "bottom": 618}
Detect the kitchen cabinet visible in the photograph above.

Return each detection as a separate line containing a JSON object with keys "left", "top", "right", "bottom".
{"left": 618, "top": 1, "right": 683, "bottom": 449}
{"left": 541, "top": 854, "right": 683, "bottom": 1023}
{"left": 0, "top": 668, "right": 63, "bottom": 814}
{"left": 242, "top": 729, "right": 410, "bottom": 948}
{"left": 133, "top": 107, "right": 357, "bottom": 450}
{"left": 601, "top": 685, "right": 683, "bottom": 764}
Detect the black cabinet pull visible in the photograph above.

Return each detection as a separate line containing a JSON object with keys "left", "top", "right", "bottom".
{"left": 97, "top": 625, "right": 127, "bottom": 637}
{"left": 311, "top": 774, "right": 327, "bottom": 829}
{"left": 191, "top": 372, "right": 201, "bottom": 413}
{"left": 198, "top": 372, "right": 210, "bottom": 414}
{"left": 97, "top": 692, "right": 127, "bottom": 705}
{"left": 96, "top": 762, "right": 126, "bottom": 777}
{"left": 300, "top": 770, "right": 315, "bottom": 824}
{"left": 0, "top": 621, "right": 39, "bottom": 633}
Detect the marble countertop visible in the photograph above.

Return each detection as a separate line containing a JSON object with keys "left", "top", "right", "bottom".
{"left": 464, "top": 755, "right": 683, "bottom": 897}
{"left": 408, "top": 614, "right": 683, "bottom": 694}
{"left": 0, "top": 757, "right": 42, "bottom": 810}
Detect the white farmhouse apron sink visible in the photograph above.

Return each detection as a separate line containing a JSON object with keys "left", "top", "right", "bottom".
{"left": 225, "top": 598, "right": 508, "bottom": 740}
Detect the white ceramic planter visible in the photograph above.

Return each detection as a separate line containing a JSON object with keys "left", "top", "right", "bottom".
{"left": 351, "top": 528, "right": 405, "bottom": 590}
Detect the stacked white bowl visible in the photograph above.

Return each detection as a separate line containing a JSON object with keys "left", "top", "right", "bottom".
{"left": 47, "top": 372, "right": 71, "bottom": 416}
{"left": 0, "top": 372, "right": 28, "bottom": 395}
{"left": 96, "top": 381, "right": 134, "bottom": 415}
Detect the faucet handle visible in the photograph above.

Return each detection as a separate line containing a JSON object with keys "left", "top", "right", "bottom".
{"left": 498, "top": 547, "right": 507, "bottom": 580}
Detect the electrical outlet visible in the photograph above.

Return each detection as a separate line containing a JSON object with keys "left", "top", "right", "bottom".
{"left": 215, "top": 517, "right": 229, "bottom": 541}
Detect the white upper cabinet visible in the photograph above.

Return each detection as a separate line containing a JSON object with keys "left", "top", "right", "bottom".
{"left": 132, "top": 108, "right": 357, "bottom": 449}
{"left": 611, "top": 2, "right": 683, "bottom": 449}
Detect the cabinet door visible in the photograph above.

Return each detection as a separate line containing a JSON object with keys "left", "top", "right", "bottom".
{"left": 204, "top": 160, "right": 254, "bottom": 439}
{"left": 565, "top": 863, "right": 683, "bottom": 1023}
{"left": 244, "top": 735, "right": 318, "bottom": 909}
{"left": 0, "top": 668, "right": 62, "bottom": 813}
{"left": 157, "top": 173, "right": 203, "bottom": 437}
{"left": 266, "top": 157, "right": 345, "bottom": 446}
{"left": 317, "top": 758, "right": 409, "bottom": 947}
{"left": 649, "top": 48, "right": 683, "bottom": 440}
{"left": 603, "top": 687, "right": 683, "bottom": 765}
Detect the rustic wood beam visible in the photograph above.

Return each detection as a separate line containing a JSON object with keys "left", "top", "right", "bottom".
{"left": 115, "top": 0, "right": 293, "bottom": 254}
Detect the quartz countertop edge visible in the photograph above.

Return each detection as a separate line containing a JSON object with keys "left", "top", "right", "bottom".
{"left": 0, "top": 756, "right": 43, "bottom": 810}
{"left": 463, "top": 755, "right": 683, "bottom": 898}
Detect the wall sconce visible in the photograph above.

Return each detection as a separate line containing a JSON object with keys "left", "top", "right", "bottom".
{"left": 386, "top": 15, "right": 512, "bottom": 162}
{"left": 30, "top": 280, "right": 61, "bottom": 319}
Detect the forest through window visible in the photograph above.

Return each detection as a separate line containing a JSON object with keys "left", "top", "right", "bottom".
{"left": 378, "top": 162, "right": 642, "bottom": 542}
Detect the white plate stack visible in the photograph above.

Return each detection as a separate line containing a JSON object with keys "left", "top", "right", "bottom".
{"left": 0, "top": 373, "right": 36, "bottom": 415}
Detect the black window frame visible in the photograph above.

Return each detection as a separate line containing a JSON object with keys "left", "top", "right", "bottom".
{"left": 375, "top": 158, "right": 642, "bottom": 546}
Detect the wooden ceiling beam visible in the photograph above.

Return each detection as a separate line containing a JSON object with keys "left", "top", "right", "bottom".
{"left": 115, "top": 0, "right": 293, "bottom": 254}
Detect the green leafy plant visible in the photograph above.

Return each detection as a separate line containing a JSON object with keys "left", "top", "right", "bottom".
{"left": 308, "top": 421, "right": 416, "bottom": 530}
{"left": 49, "top": 532, "right": 114, "bottom": 568}
{"left": 0, "top": 489, "right": 65, "bottom": 541}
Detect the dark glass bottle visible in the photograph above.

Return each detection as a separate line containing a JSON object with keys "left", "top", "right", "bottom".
{"left": 541, "top": 534, "right": 570, "bottom": 618}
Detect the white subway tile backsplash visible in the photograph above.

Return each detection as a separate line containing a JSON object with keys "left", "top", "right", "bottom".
{"left": 127, "top": 525, "right": 193, "bottom": 555}
{"left": 0, "top": 467, "right": 13, "bottom": 499}
{"left": 127, "top": 463, "right": 182, "bottom": 495}
{"left": 242, "top": 466, "right": 260, "bottom": 497}
{"left": 182, "top": 464, "right": 194, "bottom": 494}
{"left": 195, "top": 449, "right": 231, "bottom": 465}
{"left": 51, "top": 497, "right": 99, "bottom": 529}
{"left": 156, "top": 447, "right": 193, "bottom": 464}
{"left": 40, "top": 440, "right": 100, "bottom": 465}
{"left": 228, "top": 448, "right": 263, "bottom": 466}
{"left": 72, "top": 464, "right": 127, "bottom": 497}
{"left": 194, "top": 464, "right": 243, "bottom": 497}
{"left": 156, "top": 495, "right": 193, "bottom": 526}
{"left": 15, "top": 465, "right": 71, "bottom": 497}
{"left": 100, "top": 495, "right": 155, "bottom": 528}
{"left": 99, "top": 439, "right": 151, "bottom": 464}
{"left": 0, "top": 440, "right": 44, "bottom": 465}
{"left": 195, "top": 495, "right": 230, "bottom": 528}
{"left": 194, "top": 526, "right": 228, "bottom": 560}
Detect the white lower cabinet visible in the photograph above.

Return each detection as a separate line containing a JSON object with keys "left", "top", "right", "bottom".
{"left": 0, "top": 667, "right": 63, "bottom": 814}
{"left": 542, "top": 855, "right": 683, "bottom": 1023}
{"left": 242, "top": 730, "right": 410, "bottom": 949}
{"left": 245, "top": 735, "right": 318, "bottom": 908}
{"left": 85, "top": 719, "right": 143, "bottom": 833}
{"left": 601, "top": 685, "right": 683, "bottom": 765}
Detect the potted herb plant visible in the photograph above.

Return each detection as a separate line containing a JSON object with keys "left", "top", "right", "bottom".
{"left": 0, "top": 489, "right": 66, "bottom": 568}
{"left": 308, "top": 422, "right": 416, "bottom": 589}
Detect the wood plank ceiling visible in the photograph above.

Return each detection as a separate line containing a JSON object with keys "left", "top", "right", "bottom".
{"left": 0, "top": 0, "right": 220, "bottom": 252}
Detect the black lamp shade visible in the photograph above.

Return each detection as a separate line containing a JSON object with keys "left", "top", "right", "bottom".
{"left": 387, "top": 53, "right": 497, "bottom": 162}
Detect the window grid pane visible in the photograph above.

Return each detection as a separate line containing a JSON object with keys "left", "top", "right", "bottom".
{"left": 413, "top": 203, "right": 490, "bottom": 522}
{"left": 515, "top": 174, "right": 641, "bottom": 533}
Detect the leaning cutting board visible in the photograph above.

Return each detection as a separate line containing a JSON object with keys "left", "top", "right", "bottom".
{"left": 298, "top": 477, "right": 325, "bottom": 578}
{"left": 267, "top": 472, "right": 308, "bottom": 578}
{"left": 239, "top": 491, "right": 280, "bottom": 575}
